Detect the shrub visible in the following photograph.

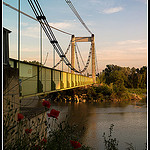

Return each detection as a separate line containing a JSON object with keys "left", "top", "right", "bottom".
{"left": 103, "top": 124, "right": 119, "bottom": 150}
{"left": 3, "top": 99, "right": 92, "bottom": 150}
{"left": 95, "top": 84, "right": 113, "bottom": 96}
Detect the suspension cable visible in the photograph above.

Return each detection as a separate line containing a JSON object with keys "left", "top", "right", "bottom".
{"left": 75, "top": 43, "right": 81, "bottom": 71}
{"left": 95, "top": 45, "right": 99, "bottom": 74}
{"left": 80, "top": 44, "right": 92, "bottom": 73}
{"left": 65, "top": 0, "right": 92, "bottom": 35}
{"left": 43, "top": 52, "right": 49, "bottom": 65}
{"left": 3, "top": 1, "right": 72, "bottom": 36}
{"left": 76, "top": 43, "right": 85, "bottom": 67}
{"left": 4, "top": 0, "right": 93, "bottom": 73}
{"left": 28, "top": 0, "right": 92, "bottom": 73}
{"left": 53, "top": 41, "right": 71, "bottom": 68}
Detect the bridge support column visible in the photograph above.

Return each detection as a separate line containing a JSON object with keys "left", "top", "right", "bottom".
{"left": 71, "top": 35, "right": 75, "bottom": 74}
{"left": 91, "top": 34, "right": 96, "bottom": 83}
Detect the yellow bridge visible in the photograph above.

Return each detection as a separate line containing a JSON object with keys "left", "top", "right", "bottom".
{"left": 9, "top": 58, "right": 93, "bottom": 99}
{"left": 4, "top": 0, "right": 97, "bottom": 100}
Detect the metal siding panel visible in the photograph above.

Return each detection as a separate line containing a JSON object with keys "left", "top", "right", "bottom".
{"left": 71, "top": 74, "right": 75, "bottom": 87}
{"left": 42, "top": 68, "right": 46, "bottom": 92}
{"left": 54, "top": 70, "right": 60, "bottom": 89}
{"left": 20, "top": 65, "right": 37, "bottom": 96}
{"left": 67, "top": 73, "right": 71, "bottom": 88}
{"left": 9, "top": 60, "right": 14, "bottom": 68}
{"left": 20, "top": 63, "right": 32, "bottom": 77}
{"left": 75, "top": 74, "right": 78, "bottom": 86}
{"left": 63, "top": 72, "right": 67, "bottom": 89}
{"left": 78, "top": 75, "right": 81, "bottom": 86}
{"left": 46, "top": 68, "right": 51, "bottom": 91}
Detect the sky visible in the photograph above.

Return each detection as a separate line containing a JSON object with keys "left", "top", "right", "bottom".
{"left": 3, "top": 0, "right": 147, "bottom": 73}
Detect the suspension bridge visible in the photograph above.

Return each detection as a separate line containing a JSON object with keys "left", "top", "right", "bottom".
{"left": 3, "top": 0, "right": 99, "bottom": 99}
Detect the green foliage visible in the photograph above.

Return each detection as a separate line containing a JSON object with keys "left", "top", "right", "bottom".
{"left": 98, "top": 65, "right": 147, "bottom": 89}
{"left": 127, "top": 88, "right": 147, "bottom": 95}
{"left": 95, "top": 84, "right": 112, "bottom": 96}
{"left": 3, "top": 99, "right": 92, "bottom": 150}
{"left": 4, "top": 99, "right": 147, "bottom": 150}
{"left": 103, "top": 125, "right": 147, "bottom": 150}
{"left": 112, "top": 84, "right": 127, "bottom": 98}
{"left": 86, "top": 87, "right": 97, "bottom": 100}
{"left": 46, "top": 120, "right": 91, "bottom": 150}
{"left": 103, "top": 124, "right": 119, "bottom": 150}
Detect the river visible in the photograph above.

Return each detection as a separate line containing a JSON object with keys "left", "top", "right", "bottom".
{"left": 49, "top": 100, "right": 147, "bottom": 150}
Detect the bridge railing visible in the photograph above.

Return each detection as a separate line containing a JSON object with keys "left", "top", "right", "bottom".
{"left": 9, "top": 58, "right": 93, "bottom": 98}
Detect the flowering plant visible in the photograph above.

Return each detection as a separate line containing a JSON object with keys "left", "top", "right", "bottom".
{"left": 47, "top": 109, "right": 60, "bottom": 119}
{"left": 70, "top": 140, "right": 82, "bottom": 149}
{"left": 25, "top": 128, "right": 32, "bottom": 134}
{"left": 42, "top": 100, "right": 51, "bottom": 109}
{"left": 4, "top": 98, "right": 91, "bottom": 150}
{"left": 17, "top": 113, "right": 24, "bottom": 121}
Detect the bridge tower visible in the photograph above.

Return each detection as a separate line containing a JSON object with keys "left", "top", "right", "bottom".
{"left": 71, "top": 34, "right": 96, "bottom": 83}
{"left": 91, "top": 34, "right": 96, "bottom": 83}
{"left": 71, "top": 35, "right": 75, "bottom": 74}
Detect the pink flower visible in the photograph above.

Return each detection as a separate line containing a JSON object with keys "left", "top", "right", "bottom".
{"left": 70, "top": 140, "right": 82, "bottom": 149}
{"left": 42, "top": 100, "right": 51, "bottom": 109}
{"left": 25, "top": 129, "right": 32, "bottom": 134}
{"left": 17, "top": 113, "right": 24, "bottom": 121}
{"left": 47, "top": 109, "right": 60, "bottom": 119}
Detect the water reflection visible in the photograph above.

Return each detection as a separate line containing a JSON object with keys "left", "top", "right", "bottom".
{"left": 50, "top": 100, "right": 147, "bottom": 150}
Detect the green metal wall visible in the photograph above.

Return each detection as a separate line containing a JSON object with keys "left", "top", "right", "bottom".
{"left": 9, "top": 59, "right": 93, "bottom": 97}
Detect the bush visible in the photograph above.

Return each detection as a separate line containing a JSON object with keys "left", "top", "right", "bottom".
{"left": 95, "top": 84, "right": 113, "bottom": 96}
{"left": 103, "top": 124, "right": 119, "bottom": 150}
{"left": 3, "top": 99, "right": 92, "bottom": 150}
{"left": 112, "top": 84, "right": 127, "bottom": 98}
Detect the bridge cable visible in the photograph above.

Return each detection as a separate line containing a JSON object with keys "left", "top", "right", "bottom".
{"left": 3, "top": 1, "right": 72, "bottom": 36}
{"left": 94, "top": 44, "right": 99, "bottom": 75}
{"left": 4, "top": 51, "right": 49, "bottom": 97}
{"left": 65, "top": 0, "right": 92, "bottom": 35}
{"left": 28, "top": 0, "right": 78, "bottom": 73}
{"left": 28, "top": 0, "right": 92, "bottom": 73}
{"left": 75, "top": 43, "right": 81, "bottom": 72}
{"left": 79, "top": 44, "right": 92, "bottom": 73}
{"left": 75, "top": 43, "right": 88, "bottom": 75}
{"left": 3, "top": 0, "right": 93, "bottom": 97}
{"left": 53, "top": 41, "right": 71, "bottom": 69}
{"left": 76, "top": 43, "right": 85, "bottom": 67}
{"left": 43, "top": 52, "right": 49, "bottom": 65}
{"left": 4, "top": 1, "right": 93, "bottom": 73}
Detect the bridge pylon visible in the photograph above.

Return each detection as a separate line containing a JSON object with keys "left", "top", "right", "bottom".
{"left": 91, "top": 34, "right": 96, "bottom": 84}
{"left": 71, "top": 34, "right": 96, "bottom": 83}
{"left": 71, "top": 35, "right": 75, "bottom": 74}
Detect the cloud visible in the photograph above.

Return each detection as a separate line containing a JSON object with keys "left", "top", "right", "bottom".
{"left": 116, "top": 40, "right": 145, "bottom": 45}
{"left": 21, "top": 22, "right": 29, "bottom": 26}
{"left": 21, "top": 21, "right": 74, "bottom": 38}
{"left": 21, "top": 25, "right": 39, "bottom": 38}
{"left": 102, "top": 7, "right": 123, "bottom": 14}
{"left": 49, "top": 22, "right": 72, "bottom": 30}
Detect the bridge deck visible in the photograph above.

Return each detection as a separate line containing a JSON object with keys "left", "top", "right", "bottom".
{"left": 9, "top": 58, "right": 93, "bottom": 99}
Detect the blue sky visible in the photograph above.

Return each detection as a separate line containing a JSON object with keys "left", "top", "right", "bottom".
{"left": 3, "top": 0, "right": 147, "bottom": 73}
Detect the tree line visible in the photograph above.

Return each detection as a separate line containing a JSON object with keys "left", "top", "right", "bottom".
{"left": 97, "top": 64, "right": 147, "bottom": 89}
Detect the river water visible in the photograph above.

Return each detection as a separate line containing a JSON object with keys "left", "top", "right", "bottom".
{"left": 49, "top": 100, "right": 147, "bottom": 150}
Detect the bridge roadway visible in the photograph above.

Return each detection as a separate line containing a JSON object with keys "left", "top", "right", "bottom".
{"left": 9, "top": 58, "right": 93, "bottom": 99}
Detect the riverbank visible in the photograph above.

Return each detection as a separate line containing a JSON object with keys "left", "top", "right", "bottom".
{"left": 49, "top": 98, "right": 147, "bottom": 150}
{"left": 4, "top": 85, "right": 147, "bottom": 150}
{"left": 46, "top": 84, "right": 147, "bottom": 104}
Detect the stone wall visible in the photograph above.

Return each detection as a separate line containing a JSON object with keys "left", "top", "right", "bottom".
{"left": 3, "top": 65, "right": 20, "bottom": 112}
